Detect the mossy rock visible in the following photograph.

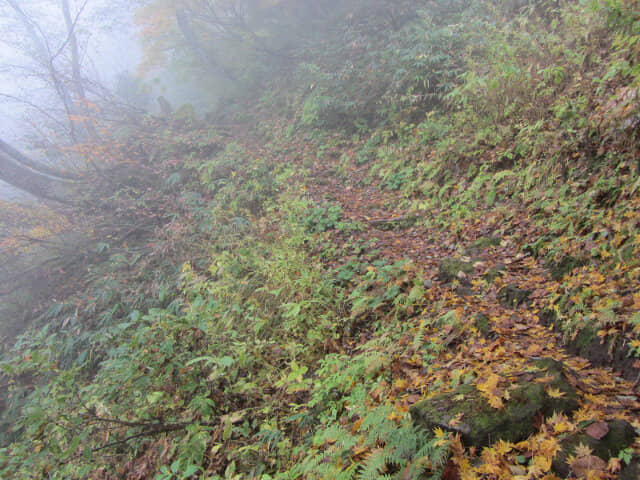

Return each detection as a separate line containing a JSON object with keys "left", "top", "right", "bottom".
{"left": 498, "top": 285, "right": 531, "bottom": 309}
{"left": 438, "top": 257, "right": 474, "bottom": 283}
{"left": 456, "top": 285, "right": 475, "bottom": 297}
{"left": 540, "top": 309, "right": 640, "bottom": 382}
{"left": 539, "top": 308, "right": 559, "bottom": 328}
{"left": 522, "top": 235, "right": 552, "bottom": 258}
{"left": 620, "top": 242, "right": 635, "bottom": 263}
{"left": 547, "top": 255, "right": 585, "bottom": 281}
{"left": 553, "top": 420, "right": 637, "bottom": 477}
{"left": 410, "top": 359, "right": 579, "bottom": 447}
{"left": 465, "top": 236, "right": 501, "bottom": 255}
{"left": 175, "top": 103, "right": 200, "bottom": 127}
{"left": 620, "top": 459, "right": 640, "bottom": 480}
{"left": 473, "top": 313, "right": 494, "bottom": 338}
{"left": 370, "top": 215, "right": 419, "bottom": 231}
{"left": 573, "top": 325, "right": 598, "bottom": 355}
{"left": 484, "top": 264, "right": 506, "bottom": 284}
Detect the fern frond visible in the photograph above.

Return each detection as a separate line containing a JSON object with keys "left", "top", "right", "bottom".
{"left": 357, "top": 448, "right": 388, "bottom": 480}
{"left": 492, "top": 169, "right": 516, "bottom": 184}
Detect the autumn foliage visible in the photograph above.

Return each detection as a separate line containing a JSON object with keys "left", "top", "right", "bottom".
{"left": 2, "top": 1, "right": 640, "bottom": 479}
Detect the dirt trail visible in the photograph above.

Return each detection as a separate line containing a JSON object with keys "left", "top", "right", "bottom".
{"left": 233, "top": 124, "right": 640, "bottom": 473}
{"left": 303, "top": 150, "right": 640, "bottom": 428}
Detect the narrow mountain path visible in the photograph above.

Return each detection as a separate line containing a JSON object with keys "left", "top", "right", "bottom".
{"left": 236, "top": 126, "right": 640, "bottom": 475}
{"left": 302, "top": 143, "right": 640, "bottom": 469}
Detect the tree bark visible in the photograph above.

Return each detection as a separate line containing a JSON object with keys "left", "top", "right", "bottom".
{"left": 0, "top": 139, "right": 79, "bottom": 180}
{"left": 6, "top": 0, "right": 88, "bottom": 142}
{"left": 61, "top": 0, "right": 97, "bottom": 139}
{"left": 0, "top": 139, "right": 79, "bottom": 204}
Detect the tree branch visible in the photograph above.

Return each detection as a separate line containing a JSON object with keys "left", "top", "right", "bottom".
{"left": 51, "top": 0, "right": 90, "bottom": 63}
{"left": 0, "top": 92, "right": 71, "bottom": 135}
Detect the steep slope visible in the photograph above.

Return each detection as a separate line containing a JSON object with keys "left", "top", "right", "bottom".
{"left": 2, "top": 0, "right": 640, "bottom": 479}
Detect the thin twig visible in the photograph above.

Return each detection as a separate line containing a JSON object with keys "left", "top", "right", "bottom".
{"left": 50, "top": 0, "right": 91, "bottom": 62}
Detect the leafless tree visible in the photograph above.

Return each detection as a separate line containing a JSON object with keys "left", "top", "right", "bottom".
{"left": 2, "top": 0, "right": 95, "bottom": 143}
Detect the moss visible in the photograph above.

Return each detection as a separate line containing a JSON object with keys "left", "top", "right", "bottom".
{"left": 621, "top": 242, "right": 635, "bottom": 263}
{"left": 553, "top": 420, "right": 637, "bottom": 477}
{"left": 438, "top": 257, "right": 474, "bottom": 283}
{"left": 371, "top": 215, "right": 419, "bottom": 231}
{"left": 548, "top": 255, "right": 585, "bottom": 281}
{"left": 574, "top": 326, "right": 598, "bottom": 355}
{"left": 538, "top": 308, "right": 559, "bottom": 328}
{"left": 465, "top": 236, "right": 501, "bottom": 255}
{"left": 410, "top": 359, "right": 579, "bottom": 447}
{"left": 473, "top": 313, "right": 493, "bottom": 338}
{"left": 484, "top": 264, "right": 506, "bottom": 284}
{"left": 498, "top": 285, "right": 531, "bottom": 309}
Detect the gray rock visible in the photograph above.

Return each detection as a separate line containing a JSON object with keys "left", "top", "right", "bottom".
{"left": 498, "top": 285, "right": 531, "bottom": 309}
{"left": 438, "top": 257, "right": 474, "bottom": 283}
{"left": 465, "top": 236, "right": 502, "bottom": 255}
{"left": 410, "top": 359, "right": 579, "bottom": 447}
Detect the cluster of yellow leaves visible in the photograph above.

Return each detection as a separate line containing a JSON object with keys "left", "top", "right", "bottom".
{"left": 476, "top": 373, "right": 507, "bottom": 409}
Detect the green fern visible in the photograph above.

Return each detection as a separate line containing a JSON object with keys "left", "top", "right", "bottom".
{"left": 491, "top": 169, "right": 517, "bottom": 185}
{"left": 358, "top": 449, "right": 389, "bottom": 480}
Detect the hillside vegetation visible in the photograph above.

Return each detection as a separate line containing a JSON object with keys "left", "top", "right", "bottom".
{"left": 2, "top": 0, "right": 640, "bottom": 478}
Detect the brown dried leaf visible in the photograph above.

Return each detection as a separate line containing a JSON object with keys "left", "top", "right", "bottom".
{"left": 585, "top": 421, "right": 609, "bottom": 440}
{"left": 570, "top": 455, "right": 607, "bottom": 476}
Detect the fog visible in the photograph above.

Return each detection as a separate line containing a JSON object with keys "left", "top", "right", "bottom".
{"left": 0, "top": 0, "right": 141, "bottom": 144}
{"left": 4, "top": 1, "right": 640, "bottom": 478}
{"left": 0, "top": 0, "right": 146, "bottom": 201}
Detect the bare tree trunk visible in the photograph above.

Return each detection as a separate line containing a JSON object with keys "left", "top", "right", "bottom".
{"left": 0, "top": 139, "right": 79, "bottom": 180}
{"left": 61, "top": 0, "right": 85, "bottom": 102}
{"left": 0, "top": 139, "right": 79, "bottom": 204}
{"left": 6, "top": 0, "right": 81, "bottom": 142}
{"left": 61, "top": 0, "right": 98, "bottom": 139}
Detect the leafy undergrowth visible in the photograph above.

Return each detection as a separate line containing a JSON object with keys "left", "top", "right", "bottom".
{"left": 3, "top": 0, "right": 640, "bottom": 479}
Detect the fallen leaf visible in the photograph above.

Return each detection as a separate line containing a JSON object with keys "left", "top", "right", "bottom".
{"left": 546, "top": 387, "right": 566, "bottom": 399}
{"left": 441, "top": 459, "right": 460, "bottom": 480}
{"left": 508, "top": 465, "right": 526, "bottom": 476}
{"left": 608, "top": 457, "right": 622, "bottom": 474}
{"left": 570, "top": 455, "right": 607, "bottom": 476}
{"left": 585, "top": 421, "right": 609, "bottom": 440}
{"left": 449, "top": 412, "right": 464, "bottom": 427}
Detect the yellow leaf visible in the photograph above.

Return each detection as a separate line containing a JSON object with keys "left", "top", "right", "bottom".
{"left": 477, "top": 373, "right": 505, "bottom": 409}
{"left": 546, "top": 387, "right": 566, "bottom": 399}
{"left": 553, "top": 421, "right": 572, "bottom": 434}
{"left": 488, "top": 396, "right": 504, "bottom": 409}
{"left": 574, "top": 443, "right": 593, "bottom": 458}
{"left": 394, "top": 378, "right": 409, "bottom": 390}
{"left": 532, "top": 455, "right": 552, "bottom": 473}
{"left": 495, "top": 439, "right": 513, "bottom": 456}
{"left": 538, "top": 437, "right": 561, "bottom": 458}
{"left": 387, "top": 411, "right": 403, "bottom": 422}
{"left": 607, "top": 457, "right": 622, "bottom": 473}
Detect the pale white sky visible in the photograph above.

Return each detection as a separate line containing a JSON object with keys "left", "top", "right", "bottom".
{"left": 0, "top": 0, "right": 141, "bottom": 200}
{"left": 0, "top": 0, "right": 141, "bottom": 146}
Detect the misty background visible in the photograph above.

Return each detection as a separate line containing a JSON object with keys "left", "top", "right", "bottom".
{"left": 1, "top": 0, "right": 150, "bottom": 201}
